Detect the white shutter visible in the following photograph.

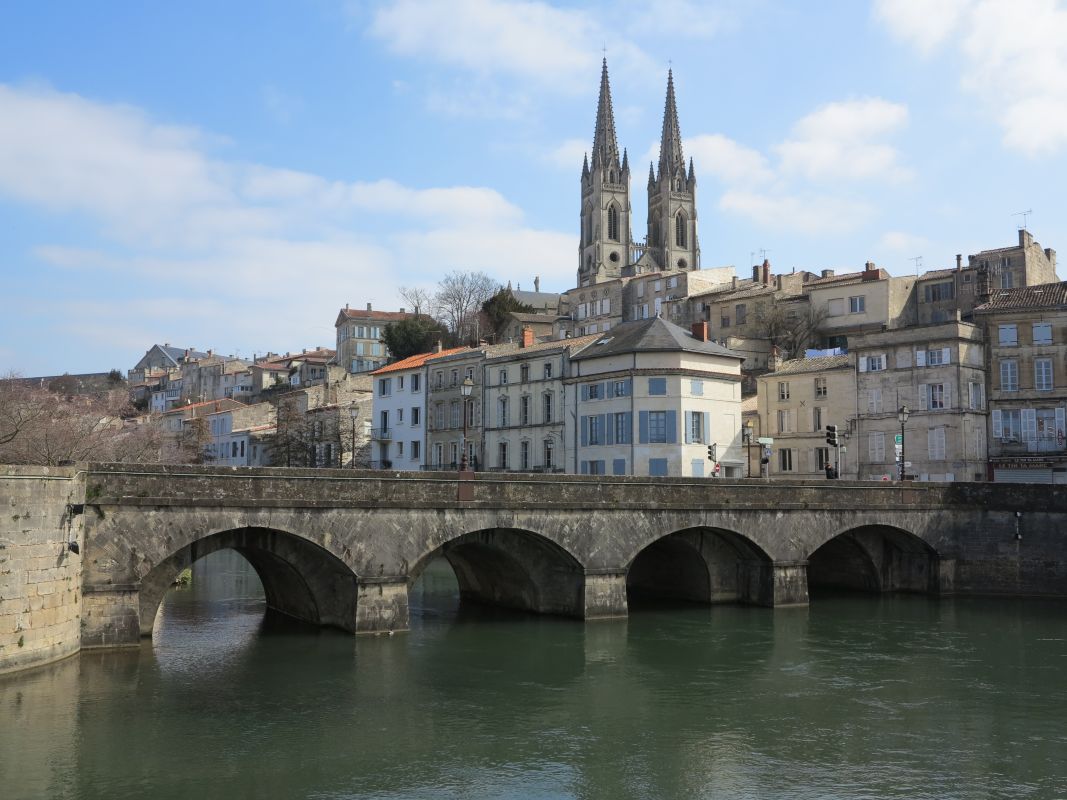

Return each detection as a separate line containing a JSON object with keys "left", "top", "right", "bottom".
{"left": 992, "top": 409, "right": 1003, "bottom": 438}
{"left": 1056, "top": 407, "right": 1066, "bottom": 438}
{"left": 919, "top": 384, "right": 928, "bottom": 411}
{"left": 858, "top": 357, "right": 867, "bottom": 373}
{"left": 942, "top": 347, "right": 951, "bottom": 364}
{"left": 1023, "top": 408, "right": 1037, "bottom": 442}
{"left": 915, "top": 350, "right": 926, "bottom": 367}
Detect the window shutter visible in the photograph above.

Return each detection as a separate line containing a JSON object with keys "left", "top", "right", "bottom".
{"left": 992, "top": 409, "right": 1003, "bottom": 438}
{"left": 580, "top": 461, "right": 589, "bottom": 475}
{"left": 601, "top": 382, "right": 610, "bottom": 399}
{"left": 581, "top": 416, "right": 589, "bottom": 447}
{"left": 665, "top": 410, "right": 677, "bottom": 444}
{"left": 858, "top": 357, "right": 867, "bottom": 373}
{"left": 945, "top": 473, "right": 955, "bottom": 482}
{"left": 703, "top": 412, "right": 710, "bottom": 444}
{"left": 581, "top": 384, "right": 589, "bottom": 401}
{"left": 684, "top": 411, "right": 693, "bottom": 444}
{"left": 624, "top": 378, "right": 632, "bottom": 396}
{"left": 599, "top": 414, "right": 608, "bottom": 447}
{"left": 1057, "top": 408, "right": 1066, "bottom": 438}
{"left": 927, "top": 428, "right": 936, "bottom": 459}
{"left": 606, "top": 413, "right": 615, "bottom": 446}
{"left": 624, "top": 412, "right": 633, "bottom": 444}
{"left": 942, "top": 347, "right": 951, "bottom": 364}
{"left": 915, "top": 350, "right": 926, "bottom": 367}
{"left": 1023, "top": 408, "right": 1037, "bottom": 441}
{"left": 919, "top": 384, "right": 928, "bottom": 411}
{"left": 639, "top": 411, "right": 649, "bottom": 443}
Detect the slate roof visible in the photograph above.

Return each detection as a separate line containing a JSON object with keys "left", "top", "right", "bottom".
{"left": 155, "top": 345, "right": 208, "bottom": 366}
{"left": 484, "top": 333, "right": 601, "bottom": 362}
{"left": 336, "top": 308, "right": 419, "bottom": 323}
{"left": 973, "top": 282, "right": 1067, "bottom": 312}
{"left": 512, "top": 290, "right": 561, "bottom": 309}
{"left": 571, "top": 317, "right": 743, "bottom": 361}
{"left": 768, "top": 354, "right": 851, "bottom": 376}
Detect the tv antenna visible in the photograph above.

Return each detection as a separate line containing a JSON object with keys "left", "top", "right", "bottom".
{"left": 1013, "top": 209, "right": 1032, "bottom": 230}
{"left": 759, "top": 248, "right": 772, "bottom": 262}
{"left": 910, "top": 255, "right": 923, "bottom": 276}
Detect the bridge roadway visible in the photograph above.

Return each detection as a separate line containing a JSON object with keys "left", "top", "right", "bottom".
{"left": 75, "top": 463, "right": 1066, "bottom": 648}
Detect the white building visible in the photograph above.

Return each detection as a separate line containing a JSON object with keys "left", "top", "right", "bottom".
{"left": 567, "top": 317, "right": 745, "bottom": 477}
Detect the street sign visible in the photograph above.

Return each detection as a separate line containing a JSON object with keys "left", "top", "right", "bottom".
{"left": 757, "top": 437, "right": 774, "bottom": 445}
{"left": 904, "top": 461, "right": 912, "bottom": 467}
{"left": 895, "top": 434, "right": 903, "bottom": 444}
{"left": 762, "top": 446, "right": 772, "bottom": 457}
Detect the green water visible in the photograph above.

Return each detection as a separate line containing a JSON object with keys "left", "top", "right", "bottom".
{"left": 2, "top": 551, "right": 1066, "bottom": 800}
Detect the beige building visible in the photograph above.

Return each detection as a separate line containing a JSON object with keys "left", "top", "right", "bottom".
{"left": 969, "top": 228, "right": 1058, "bottom": 295}
{"left": 851, "top": 321, "right": 987, "bottom": 482}
{"left": 974, "top": 282, "right": 1067, "bottom": 483}
{"left": 335, "top": 304, "right": 418, "bottom": 374}
{"left": 805, "top": 262, "right": 917, "bottom": 350}
{"left": 756, "top": 353, "right": 857, "bottom": 479}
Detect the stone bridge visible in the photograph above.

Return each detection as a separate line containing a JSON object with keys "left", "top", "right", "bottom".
{"left": 66, "top": 463, "right": 1067, "bottom": 649}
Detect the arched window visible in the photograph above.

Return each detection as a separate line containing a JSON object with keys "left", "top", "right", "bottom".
{"left": 675, "top": 212, "right": 687, "bottom": 248}
{"left": 607, "top": 204, "right": 620, "bottom": 242}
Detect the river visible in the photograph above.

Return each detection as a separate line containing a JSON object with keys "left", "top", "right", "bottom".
{"left": 2, "top": 550, "right": 1065, "bottom": 800}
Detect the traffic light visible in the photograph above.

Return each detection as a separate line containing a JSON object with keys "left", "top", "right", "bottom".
{"left": 707, "top": 443, "right": 717, "bottom": 462}
{"left": 825, "top": 424, "right": 839, "bottom": 447}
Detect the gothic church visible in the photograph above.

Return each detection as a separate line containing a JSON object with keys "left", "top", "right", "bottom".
{"left": 578, "top": 60, "right": 699, "bottom": 288}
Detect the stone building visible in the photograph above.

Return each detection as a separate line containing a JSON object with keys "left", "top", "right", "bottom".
{"left": 202, "top": 402, "right": 275, "bottom": 466}
{"left": 566, "top": 318, "right": 744, "bottom": 477}
{"left": 974, "top": 282, "right": 1067, "bottom": 483}
{"left": 335, "top": 304, "right": 418, "bottom": 374}
{"left": 970, "top": 228, "right": 1057, "bottom": 296}
{"left": 482, "top": 331, "right": 600, "bottom": 473}
{"left": 805, "top": 262, "right": 917, "bottom": 350}
{"left": 850, "top": 321, "right": 987, "bottom": 482}
{"left": 756, "top": 353, "right": 857, "bottom": 479}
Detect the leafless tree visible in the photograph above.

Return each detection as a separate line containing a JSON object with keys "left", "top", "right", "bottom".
{"left": 433, "top": 270, "right": 498, "bottom": 342}
{"left": 754, "top": 304, "right": 828, "bottom": 360}
{"left": 398, "top": 285, "right": 434, "bottom": 317}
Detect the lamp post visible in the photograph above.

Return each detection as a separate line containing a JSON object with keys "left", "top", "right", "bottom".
{"left": 348, "top": 401, "right": 359, "bottom": 468}
{"left": 743, "top": 420, "right": 754, "bottom": 477}
{"left": 898, "top": 405, "right": 909, "bottom": 481}
{"left": 459, "top": 377, "right": 474, "bottom": 472}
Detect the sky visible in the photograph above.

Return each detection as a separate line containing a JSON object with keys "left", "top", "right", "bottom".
{"left": 1, "top": 0, "right": 1066, "bottom": 376}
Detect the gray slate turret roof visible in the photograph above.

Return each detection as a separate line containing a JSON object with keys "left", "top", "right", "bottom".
{"left": 571, "top": 317, "right": 742, "bottom": 361}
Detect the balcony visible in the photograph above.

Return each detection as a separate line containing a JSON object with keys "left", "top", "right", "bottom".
{"left": 371, "top": 427, "right": 392, "bottom": 440}
{"left": 994, "top": 433, "right": 1065, "bottom": 455}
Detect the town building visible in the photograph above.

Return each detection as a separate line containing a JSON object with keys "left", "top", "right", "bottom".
{"left": 203, "top": 402, "right": 275, "bottom": 466}
{"left": 158, "top": 398, "right": 245, "bottom": 462}
{"left": 566, "top": 318, "right": 744, "bottom": 477}
{"left": 335, "top": 304, "right": 418, "bottom": 374}
{"left": 805, "top": 262, "right": 917, "bottom": 350}
{"left": 128, "top": 344, "right": 207, "bottom": 385}
{"left": 974, "top": 282, "right": 1067, "bottom": 483}
{"left": 970, "top": 228, "right": 1057, "bottom": 295}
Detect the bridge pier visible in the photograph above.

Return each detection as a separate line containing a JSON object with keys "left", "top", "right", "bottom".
{"left": 82, "top": 587, "right": 141, "bottom": 649}
{"left": 756, "top": 561, "right": 809, "bottom": 607}
{"left": 583, "top": 570, "right": 628, "bottom": 620}
{"left": 355, "top": 578, "right": 410, "bottom": 634}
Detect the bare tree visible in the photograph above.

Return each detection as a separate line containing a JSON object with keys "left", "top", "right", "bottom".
{"left": 398, "top": 285, "right": 434, "bottom": 317}
{"left": 434, "top": 270, "right": 498, "bottom": 343}
{"left": 754, "top": 304, "right": 828, "bottom": 360}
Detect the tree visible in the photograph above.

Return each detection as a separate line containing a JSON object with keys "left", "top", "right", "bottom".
{"left": 434, "top": 270, "right": 498, "bottom": 343}
{"left": 381, "top": 317, "right": 443, "bottom": 361}
{"left": 482, "top": 288, "right": 535, "bottom": 341}
{"left": 754, "top": 304, "right": 828, "bottom": 360}
{"left": 398, "top": 285, "right": 433, "bottom": 317}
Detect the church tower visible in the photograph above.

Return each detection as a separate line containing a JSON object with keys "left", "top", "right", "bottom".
{"left": 578, "top": 59, "right": 632, "bottom": 287}
{"left": 646, "top": 70, "right": 699, "bottom": 272}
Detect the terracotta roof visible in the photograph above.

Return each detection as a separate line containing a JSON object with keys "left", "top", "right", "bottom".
{"left": 768, "top": 354, "right": 851, "bottom": 376}
{"left": 370, "top": 347, "right": 471, "bottom": 375}
{"left": 485, "top": 333, "right": 601, "bottom": 361}
{"left": 337, "top": 308, "right": 419, "bottom": 323}
{"left": 973, "top": 282, "right": 1067, "bottom": 312}
{"left": 163, "top": 398, "right": 245, "bottom": 415}
{"left": 806, "top": 268, "right": 889, "bottom": 287}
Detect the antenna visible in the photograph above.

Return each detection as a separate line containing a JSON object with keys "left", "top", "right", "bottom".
{"left": 750, "top": 250, "right": 756, "bottom": 266}
{"left": 760, "top": 248, "right": 772, "bottom": 262}
{"left": 1012, "top": 209, "right": 1032, "bottom": 230}
{"left": 910, "top": 256, "right": 923, "bottom": 276}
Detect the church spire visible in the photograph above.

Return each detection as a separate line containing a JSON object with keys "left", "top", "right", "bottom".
{"left": 657, "top": 69, "right": 685, "bottom": 179}
{"left": 591, "top": 58, "right": 621, "bottom": 170}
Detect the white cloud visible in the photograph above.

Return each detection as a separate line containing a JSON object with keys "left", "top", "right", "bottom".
{"left": 624, "top": 0, "right": 736, "bottom": 39}
{"left": 876, "top": 0, "right": 1067, "bottom": 156}
{"left": 720, "top": 190, "right": 873, "bottom": 234}
{"left": 686, "top": 134, "right": 774, "bottom": 186}
{"left": 544, "top": 138, "right": 589, "bottom": 170}
{"left": 776, "top": 98, "right": 911, "bottom": 183}
{"left": 877, "top": 230, "right": 930, "bottom": 254}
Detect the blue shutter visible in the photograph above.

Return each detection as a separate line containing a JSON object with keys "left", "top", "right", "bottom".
{"left": 684, "top": 411, "right": 693, "bottom": 443}
{"left": 581, "top": 416, "right": 589, "bottom": 447}
{"left": 639, "top": 411, "right": 649, "bottom": 443}
{"left": 624, "top": 378, "right": 632, "bottom": 397}
{"left": 580, "top": 461, "right": 589, "bottom": 475}
{"left": 613, "top": 458, "right": 627, "bottom": 475}
{"left": 581, "top": 384, "right": 589, "bottom": 401}
{"left": 665, "top": 410, "right": 677, "bottom": 444}
{"left": 606, "top": 413, "right": 615, "bottom": 445}
{"left": 703, "top": 412, "right": 710, "bottom": 444}
{"left": 625, "top": 412, "right": 633, "bottom": 444}
{"left": 602, "top": 382, "right": 610, "bottom": 400}
{"left": 599, "top": 414, "right": 608, "bottom": 447}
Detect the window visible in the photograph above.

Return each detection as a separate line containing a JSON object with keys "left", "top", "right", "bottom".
{"left": 449, "top": 401, "right": 459, "bottom": 428}
{"left": 613, "top": 458, "right": 627, "bottom": 475}
{"left": 543, "top": 362, "right": 553, "bottom": 380}
{"left": 667, "top": 276, "right": 678, "bottom": 289}
{"left": 378, "top": 378, "right": 391, "bottom": 396}
{"left": 411, "top": 440, "right": 420, "bottom": 460}
{"left": 814, "top": 377, "right": 827, "bottom": 398}
{"left": 497, "top": 441, "right": 509, "bottom": 470}
{"left": 868, "top": 432, "right": 885, "bottom": 463}
{"left": 1036, "top": 358, "right": 1053, "bottom": 391}
{"left": 863, "top": 354, "right": 886, "bottom": 372}
{"left": 867, "top": 388, "right": 882, "bottom": 413}
{"left": 355, "top": 342, "right": 365, "bottom": 356}
{"left": 613, "top": 380, "right": 630, "bottom": 397}
{"left": 928, "top": 384, "right": 945, "bottom": 410}
{"left": 654, "top": 280, "right": 662, "bottom": 292}
{"left": 813, "top": 406, "right": 823, "bottom": 431}
{"left": 923, "top": 282, "right": 955, "bottom": 302}
{"left": 778, "top": 449, "right": 793, "bottom": 472}
{"left": 1000, "top": 359, "right": 1019, "bottom": 391}
{"left": 778, "top": 382, "right": 790, "bottom": 401}
{"left": 675, "top": 212, "right": 687, "bottom": 248}
{"left": 996, "top": 409, "right": 1023, "bottom": 440}
{"left": 396, "top": 441, "right": 404, "bottom": 456}
{"left": 816, "top": 447, "right": 831, "bottom": 470}
{"left": 690, "top": 413, "right": 704, "bottom": 443}
{"left": 543, "top": 440, "right": 554, "bottom": 470}
{"left": 614, "top": 413, "right": 629, "bottom": 444}
{"left": 520, "top": 395, "right": 531, "bottom": 425}
{"left": 542, "top": 393, "right": 553, "bottom": 423}
{"left": 928, "top": 427, "right": 946, "bottom": 461}
{"left": 777, "top": 409, "right": 791, "bottom": 433}
{"left": 435, "top": 371, "right": 443, "bottom": 389}
{"left": 998, "top": 325, "right": 1018, "bottom": 346}
{"left": 690, "top": 380, "right": 703, "bottom": 396}
{"left": 720, "top": 314, "right": 730, "bottom": 328}
{"left": 466, "top": 401, "right": 475, "bottom": 427}
{"left": 520, "top": 364, "right": 530, "bottom": 383}
{"left": 636, "top": 282, "right": 645, "bottom": 298}
{"left": 968, "top": 382, "right": 984, "bottom": 410}
{"left": 648, "top": 378, "right": 667, "bottom": 396}
{"left": 735, "top": 303, "right": 747, "bottom": 325}
{"left": 607, "top": 204, "right": 620, "bottom": 241}
{"left": 499, "top": 369, "right": 508, "bottom": 385}
{"left": 849, "top": 295, "right": 866, "bottom": 313}
{"left": 587, "top": 415, "right": 604, "bottom": 445}
{"left": 411, "top": 407, "right": 420, "bottom": 426}
{"left": 649, "top": 458, "right": 669, "bottom": 477}
{"left": 1033, "top": 323, "right": 1053, "bottom": 345}
{"left": 411, "top": 373, "right": 421, "bottom": 392}
{"left": 520, "top": 440, "right": 530, "bottom": 470}
{"left": 648, "top": 411, "right": 668, "bottom": 443}
{"left": 925, "top": 348, "right": 945, "bottom": 366}
{"left": 434, "top": 403, "right": 445, "bottom": 429}
{"left": 397, "top": 376, "right": 405, "bottom": 390}
{"left": 587, "top": 382, "right": 603, "bottom": 400}
{"left": 498, "top": 397, "right": 509, "bottom": 426}
{"left": 1000, "top": 270, "right": 1014, "bottom": 289}
{"left": 397, "top": 408, "right": 404, "bottom": 424}
{"left": 450, "top": 369, "right": 458, "bottom": 386}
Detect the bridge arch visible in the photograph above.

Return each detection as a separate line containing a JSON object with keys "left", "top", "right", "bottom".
{"left": 138, "top": 526, "right": 360, "bottom": 637}
{"left": 625, "top": 525, "right": 775, "bottom": 606}
{"left": 807, "top": 524, "right": 939, "bottom": 595}
{"left": 407, "top": 527, "right": 587, "bottom": 618}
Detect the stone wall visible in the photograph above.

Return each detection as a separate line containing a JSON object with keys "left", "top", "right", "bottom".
{"left": 0, "top": 466, "right": 83, "bottom": 674}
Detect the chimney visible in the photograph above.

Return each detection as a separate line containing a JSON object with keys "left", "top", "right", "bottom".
{"left": 302, "top": 348, "right": 306, "bottom": 354}
{"left": 399, "top": 307, "right": 405, "bottom": 314}
{"left": 521, "top": 326, "right": 535, "bottom": 348}
{"left": 752, "top": 265, "right": 760, "bottom": 281}
{"left": 732, "top": 276, "right": 738, "bottom": 289}
{"left": 691, "top": 322, "right": 710, "bottom": 342}
{"left": 434, "top": 340, "right": 443, "bottom": 353}
{"left": 865, "top": 260, "right": 877, "bottom": 272}
{"left": 769, "top": 345, "right": 783, "bottom": 372}
{"left": 821, "top": 269, "right": 835, "bottom": 279}
{"left": 345, "top": 303, "right": 349, "bottom": 310}
{"left": 534, "top": 276, "right": 541, "bottom": 292}
{"left": 956, "top": 254, "right": 963, "bottom": 271}
{"left": 1019, "top": 228, "right": 1033, "bottom": 248}
{"left": 762, "top": 259, "right": 771, "bottom": 285}
{"left": 366, "top": 302, "right": 372, "bottom": 311}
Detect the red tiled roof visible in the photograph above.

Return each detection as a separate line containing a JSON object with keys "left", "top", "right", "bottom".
{"left": 337, "top": 308, "right": 420, "bottom": 322}
{"left": 974, "top": 282, "right": 1067, "bottom": 312}
{"left": 162, "top": 398, "right": 245, "bottom": 415}
{"left": 370, "top": 347, "right": 471, "bottom": 375}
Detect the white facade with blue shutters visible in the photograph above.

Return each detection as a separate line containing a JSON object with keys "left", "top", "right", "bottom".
{"left": 567, "top": 317, "right": 745, "bottom": 477}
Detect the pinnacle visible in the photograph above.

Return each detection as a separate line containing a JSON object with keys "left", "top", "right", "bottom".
{"left": 658, "top": 68, "right": 685, "bottom": 177}
{"left": 591, "top": 58, "right": 621, "bottom": 171}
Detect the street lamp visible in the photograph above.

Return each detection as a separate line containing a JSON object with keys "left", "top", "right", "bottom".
{"left": 897, "top": 405, "right": 909, "bottom": 481}
{"left": 743, "top": 420, "right": 754, "bottom": 478}
{"left": 348, "top": 401, "right": 359, "bottom": 469}
{"left": 459, "top": 377, "right": 474, "bottom": 472}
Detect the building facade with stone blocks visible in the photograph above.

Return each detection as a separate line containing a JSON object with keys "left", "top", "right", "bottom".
{"left": 128, "top": 343, "right": 207, "bottom": 385}
{"left": 335, "top": 305, "right": 419, "bottom": 374}
{"left": 425, "top": 342, "right": 521, "bottom": 470}
{"left": 914, "top": 262, "right": 982, "bottom": 325}
{"left": 558, "top": 278, "right": 627, "bottom": 339}
{"left": 805, "top": 262, "right": 918, "bottom": 349}
{"left": 500, "top": 312, "right": 558, "bottom": 344}
{"left": 482, "top": 333, "right": 600, "bottom": 474}
{"left": 202, "top": 402, "right": 276, "bottom": 466}
{"left": 158, "top": 398, "right": 246, "bottom": 462}
{"left": 969, "top": 228, "right": 1058, "bottom": 296}
{"left": 369, "top": 346, "right": 469, "bottom": 471}
{"left": 756, "top": 353, "right": 858, "bottom": 480}
{"left": 850, "top": 321, "right": 988, "bottom": 482}
{"left": 566, "top": 318, "right": 744, "bottom": 478}
{"left": 627, "top": 267, "right": 734, "bottom": 325}
{"left": 266, "top": 374, "right": 371, "bottom": 468}
{"left": 974, "top": 282, "right": 1067, "bottom": 483}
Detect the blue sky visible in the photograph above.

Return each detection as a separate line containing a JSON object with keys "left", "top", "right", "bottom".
{"left": 1, "top": 0, "right": 1065, "bottom": 376}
